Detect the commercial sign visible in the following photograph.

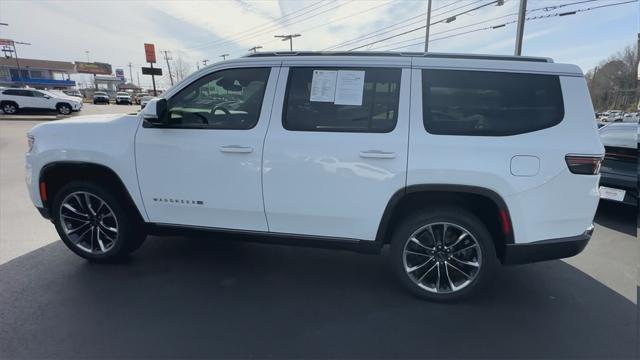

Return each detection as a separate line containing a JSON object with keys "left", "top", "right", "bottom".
{"left": 142, "top": 67, "right": 162, "bottom": 76}
{"left": 75, "top": 61, "right": 112, "bottom": 75}
{"left": 0, "top": 38, "right": 14, "bottom": 46}
{"left": 144, "top": 43, "right": 156, "bottom": 63}
{"left": 115, "top": 68, "right": 125, "bottom": 81}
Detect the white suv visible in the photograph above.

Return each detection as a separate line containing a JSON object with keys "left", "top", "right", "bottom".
{"left": 1, "top": 88, "right": 82, "bottom": 115}
{"left": 115, "top": 92, "right": 132, "bottom": 105}
{"left": 25, "top": 52, "right": 603, "bottom": 300}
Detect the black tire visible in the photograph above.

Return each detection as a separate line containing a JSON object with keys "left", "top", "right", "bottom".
{"left": 57, "top": 103, "right": 72, "bottom": 115}
{"left": 1, "top": 101, "right": 18, "bottom": 114}
{"left": 390, "top": 207, "right": 498, "bottom": 301}
{"left": 51, "top": 181, "right": 146, "bottom": 262}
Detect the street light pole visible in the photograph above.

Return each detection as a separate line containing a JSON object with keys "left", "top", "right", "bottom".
{"left": 424, "top": 0, "right": 432, "bottom": 52}
{"left": 12, "top": 41, "right": 30, "bottom": 86}
{"left": 220, "top": 54, "right": 229, "bottom": 60}
{"left": 249, "top": 46, "right": 262, "bottom": 53}
{"left": 514, "top": 0, "right": 527, "bottom": 55}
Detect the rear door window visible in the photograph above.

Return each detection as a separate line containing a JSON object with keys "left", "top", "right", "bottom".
{"left": 422, "top": 69, "right": 564, "bottom": 136}
{"left": 284, "top": 67, "right": 401, "bottom": 133}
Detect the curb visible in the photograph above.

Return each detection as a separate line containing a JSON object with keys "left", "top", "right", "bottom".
{"left": 0, "top": 114, "right": 61, "bottom": 121}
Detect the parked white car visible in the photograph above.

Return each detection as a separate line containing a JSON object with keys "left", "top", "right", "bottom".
{"left": 115, "top": 92, "right": 132, "bottom": 105}
{"left": 1, "top": 88, "right": 82, "bottom": 115}
{"left": 25, "top": 52, "right": 603, "bottom": 301}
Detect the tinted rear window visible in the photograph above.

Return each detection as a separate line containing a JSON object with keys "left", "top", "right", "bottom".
{"left": 422, "top": 69, "right": 564, "bottom": 136}
{"left": 284, "top": 67, "right": 401, "bottom": 133}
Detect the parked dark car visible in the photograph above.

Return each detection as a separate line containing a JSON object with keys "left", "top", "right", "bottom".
{"left": 92, "top": 91, "right": 110, "bottom": 104}
{"left": 598, "top": 123, "right": 638, "bottom": 206}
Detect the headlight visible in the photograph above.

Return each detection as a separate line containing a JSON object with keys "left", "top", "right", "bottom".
{"left": 27, "top": 133, "right": 35, "bottom": 152}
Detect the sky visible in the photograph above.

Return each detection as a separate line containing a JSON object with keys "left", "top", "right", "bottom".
{"left": 0, "top": 0, "right": 637, "bottom": 90}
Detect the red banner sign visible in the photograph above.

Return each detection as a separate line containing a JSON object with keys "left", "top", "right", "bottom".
{"left": 144, "top": 43, "right": 156, "bottom": 63}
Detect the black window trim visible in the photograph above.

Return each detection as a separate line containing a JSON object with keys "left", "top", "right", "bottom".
{"left": 420, "top": 68, "right": 566, "bottom": 137}
{"left": 282, "top": 66, "right": 402, "bottom": 134}
{"left": 152, "top": 66, "right": 272, "bottom": 131}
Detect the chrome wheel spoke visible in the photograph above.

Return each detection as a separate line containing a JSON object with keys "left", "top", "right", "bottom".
{"left": 404, "top": 250, "right": 431, "bottom": 257}
{"left": 448, "top": 232, "right": 468, "bottom": 250}
{"left": 406, "top": 257, "right": 434, "bottom": 272}
{"left": 98, "top": 226, "right": 116, "bottom": 240}
{"left": 409, "top": 236, "right": 434, "bottom": 251}
{"left": 451, "top": 256, "right": 479, "bottom": 267}
{"left": 452, "top": 243, "right": 478, "bottom": 254}
{"left": 67, "top": 221, "right": 90, "bottom": 234}
{"left": 416, "top": 262, "right": 438, "bottom": 284}
{"left": 444, "top": 262, "right": 456, "bottom": 291}
{"left": 62, "top": 213, "right": 89, "bottom": 222}
{"left": 84, "top": 193, "right": 96, "bottom": 216}
{"left": 62, "top": 203, "right": 89, "bottom": 218}
{"left": 447, "top": 261, "right": 472, "bottom": 280}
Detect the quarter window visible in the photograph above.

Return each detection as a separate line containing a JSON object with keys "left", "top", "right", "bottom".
{"left": 165, "top": 67, "right": 270, "bottom": 129}
{"left": 422, "top": 69, "right": 564, "bottom": 136}
{"left": 283, "top": 67, "right": 401, "bottom": 133}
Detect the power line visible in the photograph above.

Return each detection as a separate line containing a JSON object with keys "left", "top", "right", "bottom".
{"left": 184, "top": 0, "right": 327, "bottom": 50}
{"left": 258, "top": 0, "right": 393, "bottom": 50}
{"left": 187, "top": 1, "right": 344, "bottom": 51}
{"left": 348, "top": 0, "right": 501, "bottom": 51}
{"left": 382, "top": 0, "right": 637, "bottom": 51}
{"left": 326, "top": 0, "right": 499, "bottom": 51}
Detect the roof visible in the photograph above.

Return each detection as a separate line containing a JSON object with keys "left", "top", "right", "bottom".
{"left": 0, "top": 57, "right": 76, "bottom": 72}
{"left": 244, "top": 51, "right": 553, "bottom": 63}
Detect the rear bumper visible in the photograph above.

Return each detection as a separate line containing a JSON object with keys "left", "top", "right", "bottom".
{"left": 502, "top": 225, "right": 593, "bottom": 265}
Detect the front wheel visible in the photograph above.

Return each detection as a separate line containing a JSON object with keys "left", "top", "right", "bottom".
{"left": 390, "top": 207, "right": 498, "bottom": 301}
{"left": 57, "top": 103, "right": 72, "bottom": 115}
{"left": 52, "top": 181, "right": 146, "bottom": 262}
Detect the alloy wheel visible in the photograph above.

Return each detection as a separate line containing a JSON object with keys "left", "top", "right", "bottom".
{"left": 59, "top": 105, "right": 71, "bottom": 115}
{"left": 3, "top": 104, "right": 16, "bottom": 114}
{"left": 402, "top": 222, "right": 482, "bottom": 294}
{"left": 59, "top": 191, "right": 119, "bottom": 254}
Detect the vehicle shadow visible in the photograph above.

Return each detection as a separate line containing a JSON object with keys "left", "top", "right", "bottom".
{"left": 594, "top": 201, "right": 637, "bottom": 236}
{"left": 0, "top": 236, "right": 637, "bottom": 359}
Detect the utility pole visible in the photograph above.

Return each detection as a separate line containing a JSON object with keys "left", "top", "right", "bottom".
{"left": 11, "top": 41, "right": 30, "bottom": 86}
{"left": 220, "top": 54, "right": 229, "bottom": 61}
{"left": 161, "top": 50, "right": 174, "bottom": 86}
{"left": 85, "top": 50, "right": 90, "bottom": 62}
{"left": 136, "top": 72, "right": 140, "bottom": 88}
{"left": 424, "top": 0, "right": 432, "bottom": 52}
{"left": 127, "top": 62, "right": 134, "bottom": 84}
{"left": 196, "top": 61, "right": 200, "bottom": 70}
{"left": 202, "top": 59, "right": 209, "bottom": 67}
{"left": 514, "top": 0, "right": 527, "bottom": 55}
{"left": 274, "top": 34, "right": 301, "bottom": 52}
{"left": 249, "top": 46, "right": 262, "bottom": 53}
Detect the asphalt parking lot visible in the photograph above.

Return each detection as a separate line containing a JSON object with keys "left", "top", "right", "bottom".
{"left": 0, "top": 106, "right": 638, "bottom": 358}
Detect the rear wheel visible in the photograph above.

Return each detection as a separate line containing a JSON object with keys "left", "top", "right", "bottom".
{"left": 390, "top": 207, "right": 498, "bottom": 301}
{"left": 52, "top": 181, "right": 146, "bottom": 262}
{"left": 1, "top": 101, "right": 18, "bottom": 114}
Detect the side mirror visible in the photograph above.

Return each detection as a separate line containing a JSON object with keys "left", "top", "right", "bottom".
{"left": 142, "top": 98, "right": 169, "bottom": 126}
{"left": 44, "top": 95, "right": 51, "bottom": 99}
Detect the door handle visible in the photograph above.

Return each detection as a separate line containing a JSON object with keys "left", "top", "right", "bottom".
{"left": 359, "top": 150, "right": 396, "bottom": 159}
{"left": 219, "top": 145, "right": 253, "bottom": 153}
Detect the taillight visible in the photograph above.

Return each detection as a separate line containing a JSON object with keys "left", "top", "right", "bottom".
{"left": 565, "top": 154, "right": 603, "bottom": 175}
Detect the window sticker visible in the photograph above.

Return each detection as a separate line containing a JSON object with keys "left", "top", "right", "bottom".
{"left": 310, "top": 70, "right": 337, "bottom": 102}
{"left": 334, "top": 70, "right": 365, "bottom": 106}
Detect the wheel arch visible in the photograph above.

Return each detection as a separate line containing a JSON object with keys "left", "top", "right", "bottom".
{"left": 375, "top": 184, "right": 514, "bottom": 262}
{"left": 39, "top": 161, "right": 144, "bottom": 223}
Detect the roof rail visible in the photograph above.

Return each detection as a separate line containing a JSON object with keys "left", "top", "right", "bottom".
{"left": 243, "top": 51, "right": 553, "bottom": 63}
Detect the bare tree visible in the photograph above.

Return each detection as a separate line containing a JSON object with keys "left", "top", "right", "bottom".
{"left": 587, "top": 43, "right": 639, "bottom": 111}
{"left": 172, "top": 56, "right": 192, "bottom": 82}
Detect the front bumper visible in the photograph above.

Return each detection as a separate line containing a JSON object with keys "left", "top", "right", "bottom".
{"left": 502, "top": 225, "right": 593, "bottom": 265}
